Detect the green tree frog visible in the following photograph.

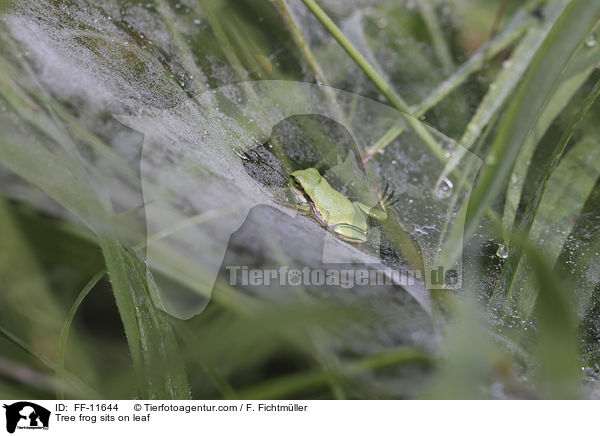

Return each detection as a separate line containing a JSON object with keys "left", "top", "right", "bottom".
{"left": 289, "top": 168, "right": 394, "bottom": 243}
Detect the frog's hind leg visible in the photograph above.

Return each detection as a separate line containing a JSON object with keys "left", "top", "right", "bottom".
{"left": 332, "top": 223, "right": 367, "bottom": 243}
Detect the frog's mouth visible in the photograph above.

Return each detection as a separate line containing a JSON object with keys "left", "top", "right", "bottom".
{"left": 290, "top": 176, "right": 324, "bottom": 221}
{"left": 290, "top": 176, "right": 309, "bottom": 203}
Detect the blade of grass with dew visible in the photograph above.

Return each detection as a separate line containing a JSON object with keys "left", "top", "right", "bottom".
{"left": 569, "top": 228, "right": 600, "bottom": 319}
{"left": 413, "top": 2, "right": 536, "bottom": 116}
{"left": 503, "top": 24, "right": 600, "bottom": 241}
{"left": 461, "top": 0, "right": 600, "bottom": 250}
{"left": 466, "top": 0, "right": 567, "bottom": 149}
{"left": 433, "top": 1, "right": 570, "bottom": 267}
{"left": 99, "top": 236, "right": 191, "bottom": 399}
{"left": 495, "top": 75, "right": 600, "bottom": 315}
{"left": 435, "top": 0, "right": 568, "bottom": 192}
{"left": 56, "top": 270, "right": 106, "bottom": 400}
{"left": 500, "top": 135, "right": 600, "bottom": 317}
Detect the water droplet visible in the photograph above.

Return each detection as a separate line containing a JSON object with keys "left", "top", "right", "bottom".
{"left": 496, "top": 244, "right": 509, "bottom": 259}
{"left": 585, "top": 34, "right": 597, "bottom": 47}
{"left": 441, "top": 141, "right": 454, "bottom": 158}
{"left": 434, "top": 178, "right": 454, "bottom": 199}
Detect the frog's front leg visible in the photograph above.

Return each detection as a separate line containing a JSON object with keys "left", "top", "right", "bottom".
{"left": 354, "top": 201, "right": 388, "bottom": 221}
{"left": 296, "top": 204, "right": 312, "bottom": 214}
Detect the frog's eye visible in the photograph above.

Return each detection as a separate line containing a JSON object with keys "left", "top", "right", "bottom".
{"left": 292, "top": 177, "right": 304, "bottom": 191}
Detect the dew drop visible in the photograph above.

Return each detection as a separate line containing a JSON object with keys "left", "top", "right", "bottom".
{"left": 434, "top": 178, "right": 454, "bottom": 199}
{"left": 585, "top": 34, "right": 597, "bottom": 47}
{"left": 496, "top": 243, "right": 509, "bottom": 259}
{"left": 441, "top": 141, "right": 454, "bottom": 158}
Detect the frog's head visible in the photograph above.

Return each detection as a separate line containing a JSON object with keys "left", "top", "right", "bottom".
{"left": 291, "top": 168, "right": 321, "bottom": 189}
{"left": 289, "top": 168, "right": 321, "bottom": 203}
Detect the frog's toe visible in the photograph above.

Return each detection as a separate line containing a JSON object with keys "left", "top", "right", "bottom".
{"left": 332, "top": 223, "right": 367, "bottom": 243}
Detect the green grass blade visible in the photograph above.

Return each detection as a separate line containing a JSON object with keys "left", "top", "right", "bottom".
{"left": 460, "top": 1, "right": 568, "bottom": 151}
{"left": 525, "top": 245, "right": 581, "bottom": 398}
{"left": 417, "top": 0, "right": 454, "bottom": 71}
{"left": 497, "top": 76, "right": 600, "bottom": 313}
{"left": 462, "top": 0, "right": 600, "bottom": 246}
{"left": 503, "top": 24, "right": 600, "bottom": 241}
{"left": 98, "top": 236, "right": 191, "bottom": 399}
{"left": 570, "top": 229, "right": 600, "bottom": 319}
{"left": 56, "top": 270, "right": 106, "bottom": 400}
{"left": 413, "top": 4, "right": 533, "bottom": 116}
{"left": 366, "top": 4, "right": 532, "bottom": 157}
{"left": 500, "top": 134, "right": 600, "bottom": 315}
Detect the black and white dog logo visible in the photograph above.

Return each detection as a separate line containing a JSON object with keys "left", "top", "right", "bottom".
{"left": 3, "top": 402, "right": 50, "bottom": 433}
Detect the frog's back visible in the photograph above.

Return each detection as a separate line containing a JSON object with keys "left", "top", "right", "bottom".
{"left": 311, "top": 178, "right": 365, "bottom": 227}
